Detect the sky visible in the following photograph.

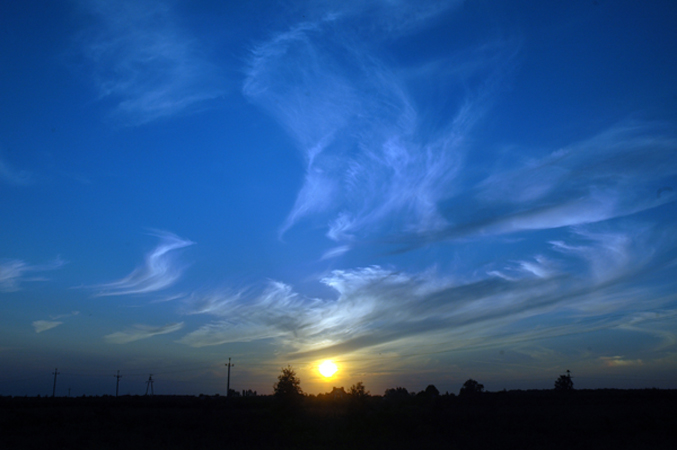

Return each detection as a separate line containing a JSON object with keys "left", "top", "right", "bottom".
{"left": 1, "top": 0, "right": 677, "bottom": 397}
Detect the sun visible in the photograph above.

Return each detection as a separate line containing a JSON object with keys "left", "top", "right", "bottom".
{"left": 318, "top": 360, "right": 338, "bottom": 378}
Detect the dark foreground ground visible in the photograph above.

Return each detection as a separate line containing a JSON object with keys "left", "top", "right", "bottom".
{"left": 1, "top": 390, "right": 676, "bottom": 449}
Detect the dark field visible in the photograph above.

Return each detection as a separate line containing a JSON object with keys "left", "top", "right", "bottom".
{"left": 1, "top": 390, "right": 676, "bottom": 450}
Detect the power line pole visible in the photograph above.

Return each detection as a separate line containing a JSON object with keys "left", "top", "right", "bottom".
{"left": 51, "top": 368, "right": 60, "bottom": 397}
{"left": 145, "top": 374, "right": 154, "bottom": 396}
{"left": 114, "top": 370, "right": 122, "bottom": 397}
{"left": 225, "top": 358, "right": 234, "bottom": 397}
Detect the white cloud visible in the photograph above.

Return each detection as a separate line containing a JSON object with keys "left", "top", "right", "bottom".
{"left": 550, "top": 226, "right": 649, "bottom": 284}
{"left": 93, "top": 231, "right": 194, "bottom": 297}
{"left": 243, "top": 6, "right": 516, "bottom": 243}
{"left": 105, "top": 322, "right": 184, "bottom": 344}
{"left": 516, "top": 256, "right": 557, "bottom": 279}
{"left": 180, "top": 282, "right": 320, "bottom": 347}
{"left": 0, "top": 258, "right": 65, "bottom": 292}
{"left": 0, "top": 260, "right": 28, "bottom": 292}
{"left": 180, "top": 220, "right": 677, "bottom": 360}
{"left": 180, "top": 264, "right": 556, "bottom": 354}
{"left": 454, "top": 122, "right": 677, "bottom": 240}
{"left": 32, "top": 311, "right": 79, "bottom": 334}
{"left": 75, "top": 0, "right": 225, "bottom": 124}
{"left": 320, "top": 245, "right": 351, "bottom": 260}
{"left": 32, "top": 320, "right": 63, "bottom": 333}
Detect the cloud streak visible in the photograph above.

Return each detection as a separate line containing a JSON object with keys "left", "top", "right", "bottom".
{"left": 245, "top": 1, "right": 675, "bottom": 259}
{"left": 243, "top": 3, "right": 517, "bottom": 245}
{"left": 32, "top": 312, "right": 79, "bottom": 334}
{"left": 93, "top": 231, "right": 194, "bottom": 297}
{"left": 75, "top": 0, "right": 224, "bottom": 124}
{"left": 32, "top": 321, "right": 63, "bottom": 333}
{"left": 0, "top": 258, "right": 65, "bottom": 292}
{"left": 181, "top": 221, "right": 677, "bottom": 360}
{"left": 389, "top": 121, "right": 677, "bottom": 251}
{"left": 105, "top": 322, "right": 184, "bottom": 344}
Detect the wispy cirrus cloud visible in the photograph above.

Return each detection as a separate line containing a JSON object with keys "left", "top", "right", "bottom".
{"left": 243, "top": 3, "right": 517, "bottom": 245}
{"left": 180, "top": 264, "right": 554, "bottom": 354}
{"left": 74, "top": 0, "right": 224, "bottom": 124}
{"left": 0, "top": 258, "right": 65, "bottom": 293}
{"left": 179, "top": 282, "right": 322, "bottom": 347}
{"left": 181, "top": 221, "right": 677, "bottom": 359}
{"left": 92, "top": 231, "right": 194, "bottom": 297}
{"left": 246, "top": 0, "right": 675, "bottom": 256}
{"left": 105, "top": 322, "right": 184, "bottom": 344}
{"left": 0, "top": 260, "right": 30, "bottom": 293}
{"left": 402, "top": 121, "right": 677, "bottom": 248}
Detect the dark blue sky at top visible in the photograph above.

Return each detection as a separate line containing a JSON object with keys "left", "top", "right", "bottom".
{"left": 1, "top": 0, "right": 676, "bottom": 396}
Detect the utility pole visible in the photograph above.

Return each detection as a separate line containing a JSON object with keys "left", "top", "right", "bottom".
{"left": 114, "top": 370, "right": 122, "bottom": 397}
{"left": 51, "top": 368, "right": 60, "bottom": 397}
{"left": 145, "top": 374, "right": 154, "bottom": 396}
{"left": 225, "top": 358, "right": 234, "bottom": 397}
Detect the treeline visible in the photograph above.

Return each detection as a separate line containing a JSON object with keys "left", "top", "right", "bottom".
{"left": 273, "top": 365, "right": 576, "bottom": 402}
{"left": 2, "top": 387, "right": 676, "bottom": 450}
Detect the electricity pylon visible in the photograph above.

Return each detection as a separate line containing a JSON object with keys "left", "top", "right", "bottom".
{"left": 51, "top": 368, "right": 59, "bottom": 397}
{"left": 114, "top": 370, "right": 122, "bottom": 397}
{"left": 225, "top": 358, "right": 234, "bottom": 397}
{"left": 145, "top": 374, "right": 154, "bottom": 396}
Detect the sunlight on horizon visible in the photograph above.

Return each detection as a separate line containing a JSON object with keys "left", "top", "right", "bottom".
{"left": 318, "top": 360, "right": 339, "bottom": 378}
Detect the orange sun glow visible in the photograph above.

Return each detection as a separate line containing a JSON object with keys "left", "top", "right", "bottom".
{"left": 318, "top": 360, "right": 338, "bottom": 378}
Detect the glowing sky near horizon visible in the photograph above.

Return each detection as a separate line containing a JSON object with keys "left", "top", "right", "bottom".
{"left": 1, "top": 0, "right": 677, "bottom": 396}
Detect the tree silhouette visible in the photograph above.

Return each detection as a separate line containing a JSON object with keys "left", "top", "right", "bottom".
{"left": 274, "top": 365, "right": 303, "bottom": 398}
{"left": 459, "top": 379, "right": 484, "bottom": 397}
{"left": 554, "top": 370, "right": 574, "bottom": 391}
{"left": 384, "top": 386, "right": 410, "bottom": 400}
{"left": 349, "top": 381, "right": 369, "bottom": 398}
{"left": 424, "top": 384, "right": 440, "bottom": 397}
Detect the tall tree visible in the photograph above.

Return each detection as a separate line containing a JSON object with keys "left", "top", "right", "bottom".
{"left": 554, "top": 370, "right": 574, "bottom": 391}
{"left": 349, "top": 381, "right": 369, "bottom": 398}
{"left": 274, "top": 365, "right": 303, "bottom": 398}
{"left": 459, "top": 379, "right": 484, "bottom": 397}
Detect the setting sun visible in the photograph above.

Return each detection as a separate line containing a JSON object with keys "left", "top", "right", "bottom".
{"left": 318, "top": 360, "right": 338, "bottom": 378}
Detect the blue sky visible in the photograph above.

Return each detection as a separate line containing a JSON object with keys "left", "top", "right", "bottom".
{"left": 1, "top": 0, "right": 677, "bottom": 396}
